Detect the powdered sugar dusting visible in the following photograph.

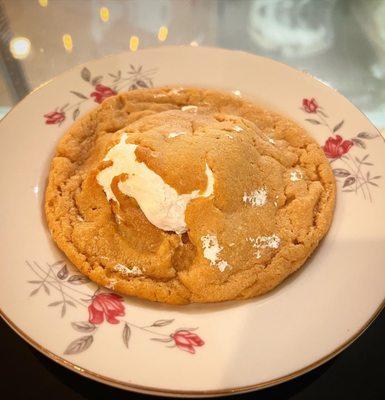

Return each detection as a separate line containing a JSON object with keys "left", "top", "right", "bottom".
{"left": 217, "top": 260, "right": 229, "bottom": 272}
{"left": 170, "top": 88, "right": 183, "bottom": 95}
{"left": 106, "top": 278, "right": 118, "bottom": 289}
{"left": 201, "top": 234, "right": 230, "bottom": 272}
{"left": 233, "top": 125, "right": 243, "bottom": 132}
{"left": 114, "top": 264, "right": 143, "bottom": 276}
{"left": 168, "top": 131, "right": 186, "bottom": 138}
{"left": 290, "top": 170, "right": 302, "bottom": 182}
{"left": 226, "top": 134, "right": 234, "bottom": 139}
{"left": 181, "top": 105, "right": 198, "bottom": 112}
{"left": 243, "top": 188, "right": 268, "bottom": 207}
{"left": 273, "top": 194, "right": 279, "bottom": 208}
{"left": 153, "top": 93, "right": 167, "bottom": 98}
{"left": 247, "top": 234, "right": 281, "bottom": 258}
{"left": 268, "top": 138, "right": 275, "bottom": 144}
{"left": 201, "top": 235, "right": 221, "bottom": 265}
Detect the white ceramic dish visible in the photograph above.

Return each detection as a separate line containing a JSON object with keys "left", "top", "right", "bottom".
{"left": 0, "top": 46, "right": 384, "bottom": 397}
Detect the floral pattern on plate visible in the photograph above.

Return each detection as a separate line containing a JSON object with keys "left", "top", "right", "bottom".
{"left": 44, "top": 64, "right": 157, "bottom": 126}
{"left": 302, "top": 97, "right": 381, "bottom": 201}
{"left": 26, "top": 260, "right": 204, "bottom": 355}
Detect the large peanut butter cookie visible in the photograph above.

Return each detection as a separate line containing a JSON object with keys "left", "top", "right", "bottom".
{"left": 45, "top": 87, "right": 335, "bottom": 304}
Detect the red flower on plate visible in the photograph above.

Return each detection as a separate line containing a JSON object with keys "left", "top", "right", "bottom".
{"left": 90, "top": 84, "right": 117, "bottom": 104}
{"left": 302, "top": 98, "right": 319, "bottom": 113}
{"left": 88, "top": 293, "right": 125, "bottom": 324}
{"left": 323, "top": 135, "right": 354, "bottom": 159}
{"left": 44, "top": 110, "right": 65, "bottom": 125}
{"left": 171, "top": 330, "right": 205, "bottom": 354}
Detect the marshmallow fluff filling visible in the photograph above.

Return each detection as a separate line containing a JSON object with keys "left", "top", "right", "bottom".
{"left": 97, "top": 133, "right": 214, "bottom": 234}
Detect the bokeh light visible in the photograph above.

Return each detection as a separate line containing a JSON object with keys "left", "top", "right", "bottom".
{"left": 130, "top": 36, "right": 139, "bottom": 52}
{"left": 62, "top": 34, "right": 73, "bottom": 53}
{"left": 158, "top": 26, "right": 168, "bottom": 42}
{"left": 9, "top": 37, "right": 31, "bottom": 59}
{"left": 100, "top": 7, "right": 109, "bottom": 22}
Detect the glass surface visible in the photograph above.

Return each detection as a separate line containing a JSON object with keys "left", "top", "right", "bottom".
{"left": 1, "top": 0, "right": 385, "bottom": 130}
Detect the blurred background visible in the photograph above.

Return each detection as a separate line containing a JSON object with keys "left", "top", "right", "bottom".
{"left": 1, "top": 0, "right": 385, "bottom": 130}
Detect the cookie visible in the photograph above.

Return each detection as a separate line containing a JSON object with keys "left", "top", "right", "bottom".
{"left": 45, "top": 87, "right": 335, "bottom": 304}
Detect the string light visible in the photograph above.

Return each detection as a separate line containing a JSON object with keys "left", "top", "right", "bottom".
{"left": 9, "top": 37, "right": 31, "bottom": 59}
{"left": 158, "top": 26, "right": 168, "bottom": 42}
{"left": 130, "top": 36, "right": 139, "bottom": 52}
{"left": 100, "top": 7, "right": 109, "bottom": 22}
{"left": 62, "top": 34, "right": 73, "bottom": 53}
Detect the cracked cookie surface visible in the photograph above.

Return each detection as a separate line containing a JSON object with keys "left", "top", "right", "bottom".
{"left": 45, "top": 87, "right": 336, "bottom": 304}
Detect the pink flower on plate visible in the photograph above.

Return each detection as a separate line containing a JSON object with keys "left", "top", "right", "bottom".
{"left": 171, "top": 330, "right": 205, "bottom": 354}
{"left": 90, "top": 84, "right": 117, "bottom": 104}
{"left": 302, "top": 98, "right": 319, "bottom": 113}
{"left": 88, "top": 293, "right": 125, "bottom": 324}
{"left": 44, "top": 110, "right": 65, "bottom": 125}
{"left": 323, "top": 135, "right": 354, "bottom": 159}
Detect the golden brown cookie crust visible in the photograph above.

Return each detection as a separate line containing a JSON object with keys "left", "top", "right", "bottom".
{"left": 45, "top": 87, "right": 336, "bottom": 304}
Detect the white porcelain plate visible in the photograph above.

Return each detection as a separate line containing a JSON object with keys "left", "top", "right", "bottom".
{"left": 0, "top": 46, "right": 384, "bottom": 397}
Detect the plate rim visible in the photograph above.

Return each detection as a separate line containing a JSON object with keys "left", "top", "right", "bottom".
{"left": 1, "top": 301, "right": 384, "bottom": 397}
{"left": 0, "top": 45, "right": 384, "bottom": 397}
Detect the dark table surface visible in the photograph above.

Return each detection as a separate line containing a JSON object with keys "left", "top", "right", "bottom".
{"left": 1, "top": 310, "right": 384, "bottom": 399}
